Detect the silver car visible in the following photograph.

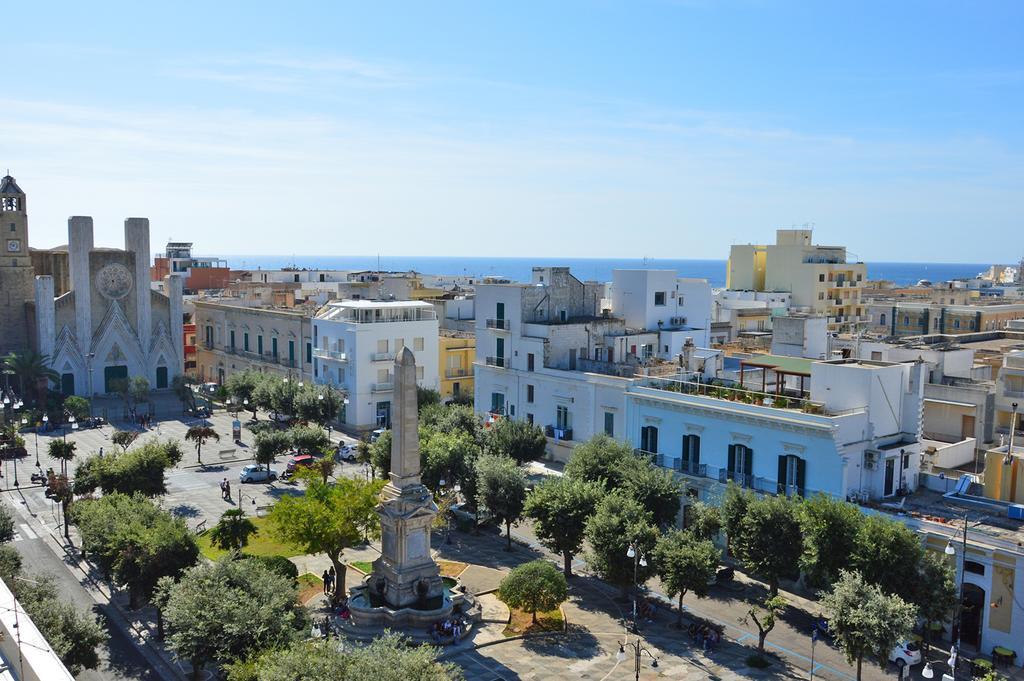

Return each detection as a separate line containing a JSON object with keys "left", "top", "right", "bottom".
{"left": 239, "top": 464, "right": 278, "bottom": 483}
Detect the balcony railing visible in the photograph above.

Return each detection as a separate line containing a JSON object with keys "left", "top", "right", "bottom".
{"left": 371, "top": 352, "right": 396, "bottom": 362}
{"left": 486, "top": 318, "right": 511, "bottom": 330}
{"left": 446, "top": 367, "right": 472, "bottom": 379}
{"left": 371, "top": 382, "right": 393, "bottom": 393}
{"left": 635, "top": 376, "right": 829, "bottom": 415}
{"left": 485, "top": 356, "right": 509, "bottom": 368}
{"left": 313, "top": 348, "right": 348, "bottom": 362}
{"left": 545, "top": 425, "right": 573, "bottom": 441}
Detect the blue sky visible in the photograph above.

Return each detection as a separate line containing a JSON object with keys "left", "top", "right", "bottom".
{"left": 4, "top": 1, "right": 1022, "bottom": 262}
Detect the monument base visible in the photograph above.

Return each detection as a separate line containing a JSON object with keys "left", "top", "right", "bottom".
{"left": 348, "top": 574, "right": 475, "bottom": 629}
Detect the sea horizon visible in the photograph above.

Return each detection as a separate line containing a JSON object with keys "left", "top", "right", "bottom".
{"left": 212, "top": 254, "right": 998, "bottom": 289}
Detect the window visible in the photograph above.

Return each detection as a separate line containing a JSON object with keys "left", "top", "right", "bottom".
{"left": 416, "top": 366, "right": 424, "bottom": 380}
{"left": 654, "top": 291, "right": 666, "bottom": 306}
{"left": 204, "top": 325, "right": 213, "bottom": 346}
{"left": 818, "top": 292, "right": 825, "bottom": 300}
{"left": 954, "top": 319, "right": 961, "bottom": 329}
{"left": 244, "top": 333, "right": 250, "bottom": 351}
{"left": 777, "top": 454, "right": 805, "bottom": 496}
{"left": 377, "top": 339, "right": 388, "bottom": 353}
{"left": 527, "top": 353, "right": 535, "bottom": 371}
{"left": 640, "top": 425, "right": 658, "bottom": 453}
{"left": 271, "top": 337, "right": 278, "bottom": 357}
{"left": 857, "top": 273, "right": 863, "bottom": 281}
{"left": 964, "top": 560, "right": 985, "bottom": 576}
{"left": 879, "top": 313, "right": 886, "bottom": 326}
{"left": 257, "top": 335, "right": 264, "bottom": 355}
{"left": 526, "top": 413, "right": 534, "bottom": 424}
{"left": 604, "top": 412, "right": 614, "bottom": 437}
{"left": 526, "top": 384, "right": 534, "bottom": 403}
{"left": 377, "top": 368, "right": 389, "bottom": 383}
{"left": 338, "top": 367, "right": 345, "bottom": 382}
{"left": 818, "top": 274, "right": 825, "bottom": 282}
{"left": 556, "top": 405, "right": 571, "bottom": 431}
{"left": 490, "top": 392, "right": 505, "bottom": 414}
{"left": 904, "top": 315, "right": 910, "bottom": 326}
{"left": 229, "top": 330, "right": 236, "bottom": 349}
{"left": 395, "top": 338, "right": 405, "bottom": 351}
{"left": 414, "top": 337, "right": 424, "bottom": 351}
{"left": 288, "top": 340, "right": 295, "bottom": 362}
{"left": 727, "top": 444, "right": 753, "bottom": 486}
{"left": 496, "top": 302, "right": 505, "bottom": 320}
{"left": 306, "top": 342, "right": 312, "bottom": 364}
{"left": 682, "top": 434, "right": 700, "bottom": 473}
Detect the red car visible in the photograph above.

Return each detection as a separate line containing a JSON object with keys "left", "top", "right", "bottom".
{"left": 286, "top": 454, "right": 317, "bottom": 474}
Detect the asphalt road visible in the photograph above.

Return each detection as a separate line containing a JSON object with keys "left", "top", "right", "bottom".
{"left": 9, "top": 532, "right": 157, "bottom": 680}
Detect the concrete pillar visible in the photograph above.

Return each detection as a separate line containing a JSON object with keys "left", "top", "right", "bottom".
{"left": 68, "top": 217, "right": 93, "bottom": 350}
{"left": 164, "top": 274, "right": 184, "bottom": 378}
{"left": 124, "top": 218, "right": 152, "bottom": 352}
{"left": 389, "top": 347, "right": 421, "bottom": 487}
{"left": 34, "top": 276, "right": 55, "bottom": 360}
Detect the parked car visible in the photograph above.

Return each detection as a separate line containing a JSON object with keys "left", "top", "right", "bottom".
{"left": 336, "top": 443, "right": 357, "bottom": 462}
{"left": 370, "top": 428, "right": 387, "bottom": 443}
{"left": 889, "top": 641, "right": 922, "bottom": 669}
{"left": 285, "top": 454, "right": 317, "bottom": 474}
{"left": 239, "top": 464, "right": 278, "bottom": 483}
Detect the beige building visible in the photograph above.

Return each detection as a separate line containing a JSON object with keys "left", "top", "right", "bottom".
{"left": 0, "top": 174, "right": 35, "bottom": 355}
{"left": 193, "top": 300, "right": 314, "bottom": 385}
{"left": 727, "top": 229, "right": 866, "bottom": 330}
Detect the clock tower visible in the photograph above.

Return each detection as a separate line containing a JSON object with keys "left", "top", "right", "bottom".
{"left": 0, "top": 173, "right": 36, "bottom": 355}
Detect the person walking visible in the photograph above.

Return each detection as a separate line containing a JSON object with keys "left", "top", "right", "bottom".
{"left": 224, "top": 480, "right": 231, "bottom": 501}
{"left": 322, "top": 569, "right": 331, "bottom": 595}
{"left": 327, "top": 566, "right": 336, "bottom": 596}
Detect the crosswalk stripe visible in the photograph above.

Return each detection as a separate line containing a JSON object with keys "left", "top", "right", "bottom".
{"left": 18, "top": 524, "right": 37, "bottom": 540}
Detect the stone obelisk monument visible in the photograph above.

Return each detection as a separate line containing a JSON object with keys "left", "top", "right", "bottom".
{"left": 370, "top": 347, "right": 445, "bottom": 608}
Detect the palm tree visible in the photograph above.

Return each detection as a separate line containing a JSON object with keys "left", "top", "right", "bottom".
{"left": 185, "top": 425, "right": 220, "bottom": 465}
{"left": 47, "top": 440, "right": 77, "bottom": 476}
{"left": 2, "top": 351, "right": 59, "bottom": 405}
{"left": 208, "top": 509, "right": 258, "bottom": 554}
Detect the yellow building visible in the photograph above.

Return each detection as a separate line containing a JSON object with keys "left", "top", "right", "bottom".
{"left": 727, "top": 229, "right": 866, "bottom": 330}
{"left": 439, "top": 330, "right": 474, "bottom": 401}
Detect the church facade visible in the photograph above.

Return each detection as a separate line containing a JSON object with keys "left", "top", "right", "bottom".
{"left": 34, "top": 215, "right": 185, "bottom": 397}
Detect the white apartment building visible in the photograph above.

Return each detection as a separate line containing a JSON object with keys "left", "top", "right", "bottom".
{"left": 627, "top": 358, "right": 926, "bottom": 504}
{"left": 474, "top": 267, "right": 713, "bottom": 461}
{"left": 313, "top": 300, "right": 439, "bottom": 433}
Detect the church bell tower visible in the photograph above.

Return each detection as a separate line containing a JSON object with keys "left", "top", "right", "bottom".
{"left": 0, "top": 173, "right": 36, "bottom": 355}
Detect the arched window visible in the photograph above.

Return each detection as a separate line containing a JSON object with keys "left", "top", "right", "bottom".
{"left": 880, "top": 313, "right": 887, "bottom": 326}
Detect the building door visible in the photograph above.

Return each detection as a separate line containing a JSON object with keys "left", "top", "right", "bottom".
{"left": 884, "top": 458, "right": 895, "bottom": 496}
{"left": 961, "top": 414, "right": 976, "bottom": 440}
{"left": 104, "top": 365, "right": 128, "bottom": 393}
{"left": 959, "top": 583, "right": 986, "bottom": 650}
{"left": 496, "top": 302, "right": 505, "bottom": 321}
{"left": 640, "top": 425, "right": 658, "bottom": 453}
{"left": 156, "top": 366, "right": 168, "bottom": 389}
{"left": 376, "top": 401, "right": 391, "bottom": 429}
{"left": 60, "top": 373, "right": 75, "bottom": 396}
{"left": 452, "top": 382, "right": 460, "bottom": 396}
{"left": 495, "top": 337, "right": 505, "bottom": 364}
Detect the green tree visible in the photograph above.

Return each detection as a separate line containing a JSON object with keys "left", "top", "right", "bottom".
{"left": 63, "top": 395, "right": 91, "bottom": 422}
{"left": 420, "top": 430, "right": 477, "bottom": 494}
{"left": 684, "top": 501, "right": 722, "bottom": 541}
{"left": 294, "top": 384, "right": 342, "bottom": 426}
{"left": 484, "top": 417, "right": 548, "bottom": 464}
{"left": 2, "top": 350, "right": 59, "bottom": 405}
{"left": 269, "top": 477, "right": 383, "bottom": 605}
{"left": 564, "top": 433, "right": 634, "bottom": 487}
{"left": 585, "top": 492, "right": 658, "bottom": 596}
{"left": 172, "top": 374, "right": 199, "bottom": 414}
{"left": 820, "top": 570, "right": 917, "bottom": 681}
{"left": 13, "top": 574, "right": 105, "bottom": 674}
{"left": 799, "top": 493, "right": 865, "bottom": 588}
{"left": 720, "top": 482, "right": 753, "bottom": 541}
{"left": 731, "top": 493, "right": 803, "bottom": 596}
{"left": 209, "top": 509, "right": 259, "bottom": 553}
{"left": 913, "top": 551, "right": 957, "bottom": 653}
{"left": 73, "top": 439, "right": 180, "bottom": 496}
{"left": 475, "top": 454, "right": 527, "bottom": 551}
{"left": 417, "top": 386, "right": 442, "bottom": 411}
{"left": 355, "top": 437, "right": 372, "bottom": 467}
{"left": 158, "top": 557, "right": 307, "bottom": 680}
{"left": 254, "top": 430, "right": 291, "bottom": 472}
{"left": 0, "top": 501, "right": 14, "bottom": 543}
{"left": 270, "top": 378, "right": 299, "bottom": 418}
{"left": 851, "top": 514, "right": 924, "bottom": 603}
{"left": 225, "top": 371, "right": 263, "bottom": 419}
{"left": 420, "top": 403, "right": 482, "bottom": 441}
{"left": 742, "top": 595, "right": 787, "bottom": 659}
{"left": 369, "top": 430, "right": 392, "bottom": 479}
{"left": 653, "top": 529, "right": 720, "bottom": 627}
{"left": 251, "top": 374, "right": 280, "bottom": 416}
{"left": 111, "top": 429, "right": 140, "bottom": 453}
{"left": 47, "top": 439, "right": 77, "bottom": 475}
{"left": 288, "top": 424, "right": 330, "bottom": 456}
{"left": 497, "top": 560, "right": 568, "bottom": 624}
{"left": 71, "top": 493, "right": 200, "bottom": 608}
{"left": 524, "top": 476, "right": 602, "bottom": 577}
{"left": 129, "top": 376, "right": 151, "bottom": 408}
{"left": 618, "top": 456, "right": 683, "bottom": 528}
{"left": 185, "top": 425, "right": 220, "bottom": 465}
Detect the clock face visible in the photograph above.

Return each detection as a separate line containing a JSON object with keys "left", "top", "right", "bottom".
{"left": 6, "top": 239, "right": 19, "bottom": 253}
{"left": 96, "top": 263, "right": 134, "bottom": 300}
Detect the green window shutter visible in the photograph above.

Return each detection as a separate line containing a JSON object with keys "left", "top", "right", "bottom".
{"left": 289, "top": 340, "right": 295, "bottom": 361}
{"left": 796, "top": 457, "right": 806, "bottom": 496}
{"left": 744, "top": 447, "right": 753, "bottom": 476}
{"left": 692, "top": 435, "right": 700, "bottom": 465}
{"left": 727, "top": 444, "right": 736, "bottom": 473}
{"left": 778, "top": 455, "right": 788, "bottom": 489}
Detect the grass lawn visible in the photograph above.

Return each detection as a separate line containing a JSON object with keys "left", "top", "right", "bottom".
{"left": 350, "top": 560, "right": 373, "bottom": 574}
{"left": 297, "top": 573, "right": 324, "bottom": 605}
{"left": 503, "top": 607, "right": 564, "bottom": 637}
{"left": 197, "top": 515, "right": 305, "bottom": 561}
{"left": 438, "top": 559, "right": 468, "bottom": 578}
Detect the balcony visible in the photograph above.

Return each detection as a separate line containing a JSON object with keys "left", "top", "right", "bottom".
{"left": 446, "top": 367, "right": 472, "bottom": 379}
{"left": 313, "top": 348, "right": 348, "bottom": 362}
{"left": 545, "top": 425, "right": 573, "bottom": 441}
{"left": 486, "top": 318, "right": 511, "bottom": 331}
{"left": 371, "top": 382, "right": 393, "bottom": 393}
{"left": 485, "top": 356, "right": 510, "bottom": 368}
{"left": 635, "top": 376, "right": 830, "bottom": 416}
{"left": 372, "top": 352, "right": 396, "bottom": 362}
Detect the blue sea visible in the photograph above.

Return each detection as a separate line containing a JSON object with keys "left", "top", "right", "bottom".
{"left": 218, "top": 255, "right": 992, "bottom": 288}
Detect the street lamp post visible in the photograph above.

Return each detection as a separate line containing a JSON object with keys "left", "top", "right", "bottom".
{"left": 616, "top": 640, "right": 658, "bottom": 681}
{"left": 945, "top": 515, "right": 969, "bottom": 678}
{"left": 626, "top": 543, "right": 648, "bottom": 633}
